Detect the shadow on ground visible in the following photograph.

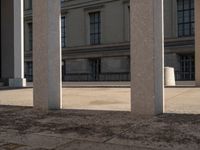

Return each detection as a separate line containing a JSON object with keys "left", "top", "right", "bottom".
{"left": 0, "top": 106, "right": 200, "bottom": 150}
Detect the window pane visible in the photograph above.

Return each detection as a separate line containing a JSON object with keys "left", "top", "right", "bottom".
{"left": 191, "top": 10, "right": 194, "bottom": 21}
{"left": 178, "top": 12, "right": 184, "bottom": 23}
{"left": 184, "top": 11, "right": 190, "bottom": 22}
{"left": 178, "top": 24, "right": 184, "bottom": 36}
{"left": 184, "top": 23, "right": 190, "bottom": 35}
{"left": 178, "top": 0, "right": 183, "bottom": 10}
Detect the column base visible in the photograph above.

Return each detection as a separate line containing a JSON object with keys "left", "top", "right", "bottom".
{"left": 9, "top": 78, "right": 26, "bottom": 88}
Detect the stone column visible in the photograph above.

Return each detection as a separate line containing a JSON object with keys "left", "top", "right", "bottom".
{"left": 195, "top": 0, "right": 200, "bottom": 86}
{"left": 9, "top": 0, "right": 26, "bottom": 87}
{"left": 130, "top": 0, "right": 164, "bottom": 115}
{"left": 33, "top": 0, "right": 62, "bottom": 110}
{"left": 1, "top": 0, "right": 26, "bottom": 87}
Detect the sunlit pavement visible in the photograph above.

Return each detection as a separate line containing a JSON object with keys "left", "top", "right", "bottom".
{"left": 0, "top": 87, "right": 200, "bottom": 114}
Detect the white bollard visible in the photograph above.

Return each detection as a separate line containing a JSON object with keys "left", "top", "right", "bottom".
{"left": 164, "top": 67, "right": 176, "bottom": 86}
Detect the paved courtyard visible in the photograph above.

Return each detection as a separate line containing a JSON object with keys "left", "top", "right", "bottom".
{"left": 0, "top": 86, "right": 200, "bottom": 114}
{"left": 0, "top": 86, "right": 200, "bottom": 149}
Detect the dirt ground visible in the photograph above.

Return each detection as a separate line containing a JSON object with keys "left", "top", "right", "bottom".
{"left": 0, "top": 106, "right": 200, "bottom": 150}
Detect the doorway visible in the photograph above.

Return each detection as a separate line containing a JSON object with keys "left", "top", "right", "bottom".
{"left": 90, "top": 58, "right": 101, "bottom": 81}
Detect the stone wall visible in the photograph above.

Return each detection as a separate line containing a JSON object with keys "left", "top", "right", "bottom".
{"left": 65, "top": 59, "right": 91, "bottom": 74}
{"left": 101, "top": 57, "right": 129, "bottom": 73}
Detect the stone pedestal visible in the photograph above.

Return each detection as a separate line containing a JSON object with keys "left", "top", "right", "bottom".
{"left": 33, "top": 0, "right": 62, "bottom": 110}
{"left": 9, "top": 78, "right": 26, "bottom": 87}
{"left": 195, "top": 0, "right": 200, "bottom": 86}
{"left": 130, "top": 0, "right": 164, "bottom": 115}
{"left": 164, "top": 67, "right": 176, "bottom": 86}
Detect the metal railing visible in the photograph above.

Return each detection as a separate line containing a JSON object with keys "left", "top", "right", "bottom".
{"left": 63, "top": 72, "right": 130, "bottom": 81}
{"left": 175, "top": 71, "right": 195, "bottom": 81}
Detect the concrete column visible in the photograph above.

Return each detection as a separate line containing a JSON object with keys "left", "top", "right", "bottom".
{"left": 164, "top": 67, "right": 176, "bottom": 86}
{"left": 9, "top": 0, "right": 26, "bottom": 87}
{"left": 1, "top": 0, "right": 26, "bottom": 87}
{"left": 33, "top": 0, "right": 62, "bottom": 110}
{"left": 195, "top": 0, "right": 200, "bottom": 86}
{"left": 130, "top": 0, "right": 164, "bottom": 115}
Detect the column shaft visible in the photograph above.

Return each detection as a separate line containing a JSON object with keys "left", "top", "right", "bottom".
{"left": 195, "top": 0, "right": 200, "bottom": 86}
{"left": 9, "top": 0, "right": 26, "bottom": 87}
{"left": 130, "top": 0, "right": 164, "bottom": 115}
{"left": 1, "top": 0, "right": 26, "bottom": 87}
{"left": 13, "top": 0, "right": 24, "bottom": 79}
{"left": 33, "top": 0, "right": 62, "bottom": 110}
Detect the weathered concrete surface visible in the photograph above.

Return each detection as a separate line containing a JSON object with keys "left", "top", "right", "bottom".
{"left": 0, "top": 87, "right": 200, "bottom": 114}
{"left": 130, "top": 0, "right": 164, "bottom": 115}
{"left": 33, "top": 0, "right": 62, "bottom": 110}
{"left": 195, "top": 0, "right": 200, "bottom": 86}
{"left": 0, "top": 106, "right": 200, "bottom": 150}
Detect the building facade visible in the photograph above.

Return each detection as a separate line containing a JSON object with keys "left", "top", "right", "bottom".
{"left": 1, "top": 0, "right": 200, "bottom": 114}
{"left": 17, "top": 0, "right": 197, "bottom": 82}
{"left": 165, "top": 0, "right": 195, "bottom": 81}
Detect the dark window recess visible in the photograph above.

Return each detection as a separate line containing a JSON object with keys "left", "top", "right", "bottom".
{"left": 177, "top": 0, "right": 194, "bottom": 37}
{"left": 28, "top": 23, "right": 33, "bottom": 51}
{"left": 89, "top": 12, "right": 101, "bottom": 45}
{"left": 176, "top": 55, "right": 195, "bottom": 81}
{"left": 61, "top": 16, "right": 66, "bottom": 48}
{"left": 25, "top": 62, "right": 33, "bottom": 82}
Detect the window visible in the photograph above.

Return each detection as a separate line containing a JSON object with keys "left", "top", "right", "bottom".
{"left": 25, "top": 62, "right": 33, "bottom": 82}
{"left": 177, "top": 0, "right": 194, "bottom": 37}
{"left": 28, "top": 23, "right": 33, "bottom": 51}
{"left": 25, "top": 0, "right": 32, "bottom": 10}
{"left": 61, "top": 16, "right": 66, "bottom": 48}
{"left": 89, "top": 12, "right": 101, "bottom": 45}
{"left": 62, "top": 60, "right": 66, "bottom": 81}
{"left": 180, "top": 55, "right": 195, "bottom": 80}
{"left": 61, "top": 0, "right": 65, "bottom": 5}
{"left": 124, "top": 4, "right": 130, "bottom": 41}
